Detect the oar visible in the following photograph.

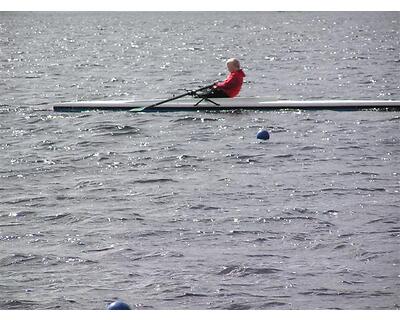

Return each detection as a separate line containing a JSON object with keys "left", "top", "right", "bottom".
{"left": 129, "top": 84, "right": 214, "bottom": 112}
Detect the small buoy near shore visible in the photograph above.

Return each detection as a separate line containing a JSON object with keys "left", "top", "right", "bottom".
{"left": 107, "top": 300, "right": 131, "bottom": 310}
{"left": 256, "top": 129, "right": 270, "bottom": 140}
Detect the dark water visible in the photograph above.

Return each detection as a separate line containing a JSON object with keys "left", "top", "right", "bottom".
{"left": 0, "top": 12, "right": 399, "bottom": 310}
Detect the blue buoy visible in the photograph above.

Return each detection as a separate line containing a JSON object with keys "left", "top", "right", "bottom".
{"left": 256, "top": 129, "right": 270, "bottom": 140}
{"left": 107, "top": 300, "right": 131, "bottom": 310}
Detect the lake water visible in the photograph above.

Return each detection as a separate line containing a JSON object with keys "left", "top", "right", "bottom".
{"left": 0, "top": 12, "right": 399, "bottom": 309}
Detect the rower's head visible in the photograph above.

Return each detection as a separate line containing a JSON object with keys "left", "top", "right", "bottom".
{"left": 226, "top": 58, "right": 241, "bottom": 72}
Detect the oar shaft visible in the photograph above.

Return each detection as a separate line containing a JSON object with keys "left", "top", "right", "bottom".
{"left": 146, "top": 92, "right": 193, "bottom": 108}
{"left": 146, "top": 84, "right": 214, "bottom": 108}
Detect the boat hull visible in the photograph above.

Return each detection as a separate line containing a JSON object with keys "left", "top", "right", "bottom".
{"left": 53, "top": 98, "right": 400, "bottom": 112}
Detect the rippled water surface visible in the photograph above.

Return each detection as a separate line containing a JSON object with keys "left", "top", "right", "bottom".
{"left": 0, "top": 12, "right": 399, "bottom": 309}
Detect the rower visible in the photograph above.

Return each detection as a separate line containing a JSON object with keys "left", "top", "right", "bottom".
{"left": 198, "top": 58, "right": 246, "bottom": 98}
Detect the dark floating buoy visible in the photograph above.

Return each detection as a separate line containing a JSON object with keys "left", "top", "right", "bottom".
{"left": 256, "top": 129, "right": 270, "bottom": 140}
{"left": 107, "top": 300, "right": 131, "bottom": 310}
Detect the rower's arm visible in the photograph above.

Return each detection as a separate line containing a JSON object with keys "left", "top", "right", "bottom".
{"left": 216, "top": 75, "right": 239, "bottom": 90}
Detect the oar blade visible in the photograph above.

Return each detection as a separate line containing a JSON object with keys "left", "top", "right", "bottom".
{"left": 129, "top": 106, "right": 147, "bottom": 113}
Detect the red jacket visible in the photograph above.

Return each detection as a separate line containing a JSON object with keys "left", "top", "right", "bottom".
{"left": 215, "top": 69, "right": 245, "bottom": 98}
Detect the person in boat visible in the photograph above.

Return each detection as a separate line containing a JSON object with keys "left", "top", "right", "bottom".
{"left": 198, "top": 58, "right": 245, "bottom": 98}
